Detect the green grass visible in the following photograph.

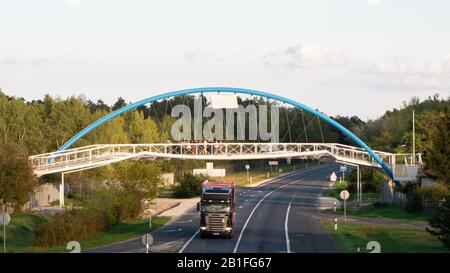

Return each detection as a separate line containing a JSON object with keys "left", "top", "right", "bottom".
{"left": 324, "top": 221, "right": 448, "bottom": 253}
{"left": 354, "top": 192, "right": 379, "bottom": 201}
{"left": 0, "top": 211, "right": 46, "bottom": 253}
{"left": 42, "top": 216, "right": 172, "bottom": 252}
{"left": 76, "top": 216, "right": 171, "bottom": 250}
{"left": 332, "top": 204, "right": 429, "bottom": 222}
{"left": 1, "top": 212, "right": 171, "bottom": 253}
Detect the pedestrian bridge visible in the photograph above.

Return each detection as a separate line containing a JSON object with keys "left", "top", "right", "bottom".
{"left": 29, "top": 142, "right": 421, "bottom": 181}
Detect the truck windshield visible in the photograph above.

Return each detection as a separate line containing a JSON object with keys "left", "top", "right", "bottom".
{"left": 202, "top": 203, "right": 230, "bottom": 213}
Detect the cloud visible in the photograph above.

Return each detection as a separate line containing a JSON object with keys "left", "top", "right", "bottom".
{"left": 360, "top": 56, "right": 450, "bottom": 91}
{"left": 182, "top": 49, "right": 214, "bottom": 63}
{"left": 29, "top": 58, "right": 49, "bottom": 65}
{"left": 0, "top": 59, "right": 17, "bottom": 65}
{"left": 0, "top": 58, "right": 50, "bottom": 65}
{"left": 264, "top": 44, "right": 349, "bottom": 69}
{"left": 363, "top": 59, "right": 444, "bottom": 76}
{"left": 360, "top": 56, "right": 450, "bottom": 77}
{"left": 373, "top": 76, "right": 449, "bottom": 91}
{"left": 366, "top": 0, "right": 382, "bottom": 7}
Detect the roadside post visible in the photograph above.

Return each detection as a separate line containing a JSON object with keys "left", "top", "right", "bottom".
{"left": 340, "top": 190, "right": 350, "bottom": 223}
{"left": 1, "top": 205, "right": 11, "bottom": 253}
{"left": 340, "top": 165, "right": 347, "bottom": 182}
{"left": 269, "top": 161, "right": 278, "bottom": 174}
{"left": 334, "top": 201, "right": 337, "bottom": 212}
{"left": 334, "top": 218, "right": 338, "bottom": 231}
{"left": 142, "top": 233, "right": 154, "bottom": 253}
{"left": 245, "top": 164, "right": 250, "bottom": 182}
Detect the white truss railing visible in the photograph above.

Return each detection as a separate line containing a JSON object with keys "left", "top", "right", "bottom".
{"left": 29, "top": 142, "right": 422, "bottom": 181}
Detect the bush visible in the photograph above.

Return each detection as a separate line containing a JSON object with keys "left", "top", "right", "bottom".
{"left": 405, "top": 191, "right": 423, "bottom": 213}
{"left": 116, "top": 189, "right": 142, "bottom": 221}
{"left": 34, "top": 188, "right": 127, "bottom": 247}
{"left": 173, "top": 174, "right": 204, "bottom": 198}
{"left": 427, "top": 198, "right": 450, "bottom": 250}
{"left": 405, "top": 184, "right": 449, "bottom": 213}
{"left": 335, "top": 181, "right": 349, "bottom": 192}
{"left": 34, "top": 161, "right": 162, "bottom": 247}
{"left": 418, "top": 184, "right": 449, "bottom": 201}
{"left": 373, "top": 201, "right": 389, "bottom": 208}
{"left": 34, "top": 207, "right": 110, "bottom": 247}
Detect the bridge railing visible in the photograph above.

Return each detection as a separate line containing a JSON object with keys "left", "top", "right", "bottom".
{"left": 29, "top": 142, "right": 405, "bottom": 175}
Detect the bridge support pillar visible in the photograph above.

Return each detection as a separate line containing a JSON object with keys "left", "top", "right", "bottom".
{"left": 59, "top": 173, "right": 65, "bottom": 208}
{"left": 356, "top": 165, "right": 360, "bottom": 205}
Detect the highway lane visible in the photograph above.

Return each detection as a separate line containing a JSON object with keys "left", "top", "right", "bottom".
{"left": 86, "top": 164, "right": 340, "bottom": 253}
{"left": 183, "top": 164, "right": 339, "bottom": 253}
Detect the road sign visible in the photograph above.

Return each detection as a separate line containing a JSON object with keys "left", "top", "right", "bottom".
{"left": 268, "top": 161, "right": 278, "bottom": 166}
{"left": 340, "top": 165, "right": 347, "bottom": 172}
{"left": 340, "top": 190, "right": 350, "bottom": 200}
{"left": 0, "top": 213, "right": 10, "bottom": 226}
{"left": 1, "top": 211, "right": 10, "bottom": 253}
{"left": 142, "top": 233, "right": 154, "bottom": 246}
{"left": 245, "top": 164, "right": 250, "bottom": 170}
{"left": 340, "top": 190, "right": 350, "bottom": 223}
{"left": 286, "top": 158, "right": 291, "bottom": 164}
{"left": 142, "top": 233, "right": 154, "bottom": 253}
{"left": 330, "top": 172, "right": 337, "bottom": 182}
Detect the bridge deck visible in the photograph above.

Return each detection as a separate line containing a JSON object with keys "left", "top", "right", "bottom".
{"left": 29, "top": 143, "right": 421, "bottom": 181}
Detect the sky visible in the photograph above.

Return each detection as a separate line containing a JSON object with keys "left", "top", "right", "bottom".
{"left": 1, "top": 0, "right": 449, "bottom": 120}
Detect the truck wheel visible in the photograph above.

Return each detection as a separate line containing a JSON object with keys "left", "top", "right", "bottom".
{"left": 200, "top": 231, "right": 206, "bottom": 238}
{"left": 226, "top": 231, "right": 233, "bottom": 239}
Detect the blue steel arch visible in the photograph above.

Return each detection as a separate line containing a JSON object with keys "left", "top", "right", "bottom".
{"left": 57, "top": 87, "right": 394, "bottom": 178}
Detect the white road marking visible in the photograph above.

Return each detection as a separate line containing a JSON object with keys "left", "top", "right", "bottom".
{"left": 252, "top": 171, "right": 302, "bottom": 189}
{"left": 177, "top": 165, "right": 335, "bottom": 254}
{"left": 233, "top": 165, "right": 334, "bottom": 253}
{"left": 285, "top": 201, "right": 292, "bottom": 253}
{"left": 178, "top": 230, "right": 200, "bottom": 253}
{"left": 163, "top": 228, "right": 183, "bottom": 232}
{"left": 176, "top": 219, "right": 193, "bottom": 223}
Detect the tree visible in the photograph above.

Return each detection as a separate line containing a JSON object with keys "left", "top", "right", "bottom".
{"left": 110, "top": 161, "right": 161, "bottom": 219}
{"left": 427, "top": 199, "right": 450, "bottom": 250}
{"left": 422, "top": 107, "right": 450, "bottom": 183}
{"left": 124, "top": 111, "right": 160, "bottom": 143}
{"left": 112, "top": 161, "right": 161, "bottom": 200}
{"left": 112, "top": 97, "right": 127, "bottom": 111}
{"left": 0, "top": 143, "right": 38, "bottom": 209}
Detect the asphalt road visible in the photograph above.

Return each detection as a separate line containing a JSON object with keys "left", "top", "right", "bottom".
{"left": 86, "top": 164, "right": 341, "bottom": 253}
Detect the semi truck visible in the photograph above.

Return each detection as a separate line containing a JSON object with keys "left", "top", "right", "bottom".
{"left": 197, "top": 181, "right": 236, "bottom": 238}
